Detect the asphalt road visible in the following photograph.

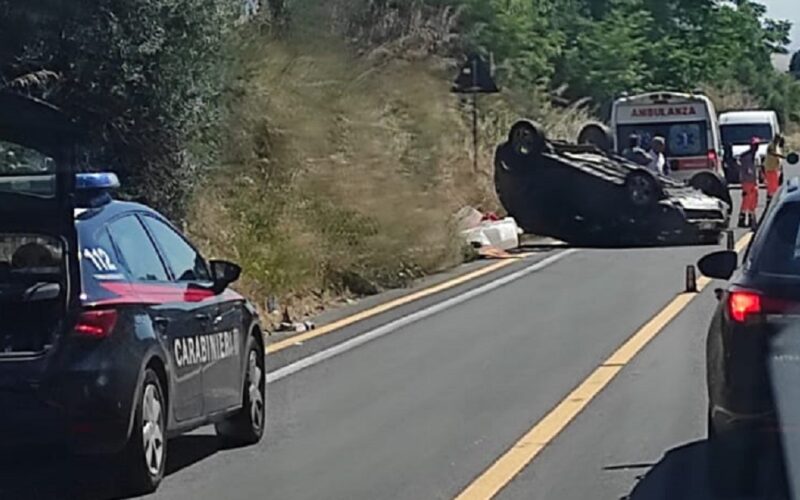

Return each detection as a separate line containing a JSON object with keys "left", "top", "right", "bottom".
{"left": 1, "top": 186, "right": 793, "bottom": 500}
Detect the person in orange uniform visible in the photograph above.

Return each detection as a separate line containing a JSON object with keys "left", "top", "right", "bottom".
{"left": 764, "top": 133, "right": 785, "bottom": 203}
{"left": 738, "top": 137, "right": 760, "bottom": 229}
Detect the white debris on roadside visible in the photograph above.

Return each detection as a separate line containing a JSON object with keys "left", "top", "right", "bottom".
{"left": 277, "top": 321, "right": 316, "bottom": 333}
{"left": 455, "top": 206, "right": 484, "bottom": 231}
{"left": 456, "top": 206, "right": 523, "bottom": 254}
{"left": 462, "top": 217, "right": 522, "bottom": 250}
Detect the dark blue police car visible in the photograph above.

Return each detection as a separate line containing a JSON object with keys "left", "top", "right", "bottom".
{"left": 0, "top": 92, "right": 265, "bottom": 494}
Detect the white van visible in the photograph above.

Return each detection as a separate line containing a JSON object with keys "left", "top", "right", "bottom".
{"left": 611, "top": 91, "right": 723, "bottom": 182}
{"left": 719, "top": 110, "right": 781, "bottom": 165}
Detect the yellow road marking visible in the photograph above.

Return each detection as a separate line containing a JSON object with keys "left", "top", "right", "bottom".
{"left": 735, "top": 232, "right": 752, "bottom": 253}
{"left": 454, "top": 233, "right": 753, "bottom": 500}
{"left": 268, "top": 256, "right": 529, "bottom": 354}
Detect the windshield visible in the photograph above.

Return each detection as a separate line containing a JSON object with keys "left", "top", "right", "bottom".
{"left": 617, "top": 121, "right": 708, "bottom": 157}
{"left": 0, "top": 140, "right": 56, "bottom": 198}
{"left": 721, "top": 123, "right": 774, "bottom": 146}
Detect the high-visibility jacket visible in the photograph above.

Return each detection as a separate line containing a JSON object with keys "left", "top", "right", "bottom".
{"left": 765, "top": 143, "right": 783, "bottom": 172}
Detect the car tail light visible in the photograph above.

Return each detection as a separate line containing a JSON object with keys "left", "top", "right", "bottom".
{"left": 74, "top": 309, "right": 118, "bottom": 338}
{"left": 728, "top": 290, "right": 761, "bottom": 323}
{"left": 727, "top": 290, "right": 800, "bottom": 323}
{"left": 708, "top": 150, "right": 718, "bottom": 168}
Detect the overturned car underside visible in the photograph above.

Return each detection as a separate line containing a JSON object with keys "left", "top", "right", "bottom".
{"left": 495, "top": 120, "right": 732, "bottom": 247}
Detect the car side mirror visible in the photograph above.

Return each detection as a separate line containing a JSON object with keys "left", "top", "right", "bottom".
{"left": 209, "top": 260, "right": 241, "bottom": 294}
{"left": 787, "top": 152, "right": 799, "bottom": 165}
{"left": 698, "top": 251, "right": 737, "bottom": 280}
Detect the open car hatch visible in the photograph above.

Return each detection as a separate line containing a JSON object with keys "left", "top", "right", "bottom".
{"left": 0, "top": 92, "right": 82, "bottom": 357}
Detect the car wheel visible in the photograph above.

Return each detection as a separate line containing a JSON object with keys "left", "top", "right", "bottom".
{"left": 122, "top": 368, "right": 167, "bottom": 495}
{"left": 577, "top": 122, "right": 612, "bottom": 153}
{"left": 215, "top": 336, "right": 266, "bottom": 446}
{"left": 508, "top": 120, "right": 546, "bottom": 158}
{"left": 625, "top": 170, "right": 662, "bottom": 208}
{"left": 707, "top": 412, "right": 756, "bottom": 497}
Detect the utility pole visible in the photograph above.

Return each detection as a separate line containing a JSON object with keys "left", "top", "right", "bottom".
{"left": 452, "top": 53, "right": 500, "bottom": 173}
{"left": 472, "top": 57, "right": 479, "bottom": 172}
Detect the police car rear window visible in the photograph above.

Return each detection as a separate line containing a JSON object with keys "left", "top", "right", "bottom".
{"left": 107, "top": 216, "right": 168, "bottom": 282}
{"left": 0, "top": 140, "right": 56, "bottom": 198}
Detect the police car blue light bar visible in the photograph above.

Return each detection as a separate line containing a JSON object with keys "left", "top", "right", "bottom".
{"left": 76, "top": 172, "right": 120, "bottom": 190}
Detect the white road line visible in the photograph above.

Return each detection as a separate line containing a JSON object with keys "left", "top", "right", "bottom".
{"left": 267, "top": 249, "right": 579, "bottom": 384}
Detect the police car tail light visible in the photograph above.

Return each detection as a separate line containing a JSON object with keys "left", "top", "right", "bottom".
{"left": 728, "top": 290, "right": 761, "bottom": 323}
{"left": 74, "top": 309, "right": 118, "bottom": 338}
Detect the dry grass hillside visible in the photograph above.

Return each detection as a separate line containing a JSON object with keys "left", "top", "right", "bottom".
{"left": 187, "top": 35, "right": 591, "bottom": 323}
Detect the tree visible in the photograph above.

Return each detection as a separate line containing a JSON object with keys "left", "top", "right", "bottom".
{"left": 0, "top": 0, "right": 238, "bottom": 220}
{"left": 560, "top": 5, "right": 652, "bottom": 105}
{"left": 459, "top": 0, "right": 563, "bottom": 87}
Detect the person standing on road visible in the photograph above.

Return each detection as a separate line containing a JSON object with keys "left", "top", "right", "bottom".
{"left": 738, "top": 137, "right": 761, "bottom": 229}
{"left": 622, "top": 134, "right": 650, "bottom": 166}
{"left": 765, "top": 133, "right": 786, "bottom": 202}
{"left": 647, "top": 136, "right": 666, "bottom": 176}
{"left": 723, "top": 143, "right": 737, "bottom": 183}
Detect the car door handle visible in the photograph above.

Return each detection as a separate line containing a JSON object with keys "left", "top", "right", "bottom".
{"left": 153, "top": 316, "right": 170, "bottom": 336}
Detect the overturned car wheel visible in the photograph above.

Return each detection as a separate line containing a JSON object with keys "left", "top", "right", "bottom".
{"left": 577, "top": 122, "right": 613, "bottom": 153}
{"left": 625, "top": 170, "right": 662, "bottom": 208}
{"left": 509, "top": 120, "right": 546, "bottom": 158}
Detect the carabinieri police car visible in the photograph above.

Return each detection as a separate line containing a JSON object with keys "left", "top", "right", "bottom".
{"left": 0, "top": 92, "right": 265, "bottom": 494}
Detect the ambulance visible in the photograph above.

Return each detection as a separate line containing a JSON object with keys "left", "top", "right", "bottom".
{"left": 611, "top": 91, "right": 724, "bottom": 183}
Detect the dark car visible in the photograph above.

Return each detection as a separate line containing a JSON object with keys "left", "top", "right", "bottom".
{"left": 495, "top": 120, "right": 732, "bottom": 246}
{"left": 0, "top": 92, "right": 265, "bottom": 495}
{"left": 698, "top": 179, "right": 800, "bottom": 495}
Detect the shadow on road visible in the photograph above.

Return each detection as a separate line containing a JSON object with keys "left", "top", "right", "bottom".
{"left": 0, "top": 434, "right": 223, "bottom": 500}
{"left": 517, "top": 238, "right": 724, "bottom": 253}
{"left": 626, "top": 439, "right": 788, "bottom": 500}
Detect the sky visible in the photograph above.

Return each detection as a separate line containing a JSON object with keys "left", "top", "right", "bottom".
{"left": 762, "top": 0, "right": 800, "bottom": 50}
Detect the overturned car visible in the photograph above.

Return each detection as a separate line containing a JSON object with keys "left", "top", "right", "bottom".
{"left": 495, "top": 120, "right": 732, "bottom": 246}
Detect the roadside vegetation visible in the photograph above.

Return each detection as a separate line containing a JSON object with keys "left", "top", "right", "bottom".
{"left": 2, "top": 0, "right": 799, "bottom": 323}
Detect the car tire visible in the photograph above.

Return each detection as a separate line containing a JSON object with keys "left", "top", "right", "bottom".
{"left": 577, "top": 122, "right": 613, "bottom": 153}
{"left": 215, "top": 335, "right": 266, "bottom": 446}
{"left": 508, "top": 120, "right": 546, "bottom": 158}
{"left": 707, "top": 412, "right": 757, "bottom": 497}
{"left": 122, "top": 368, "right": 167, "bottom": 495}
{"left": 625, "top": 170, "right": 662, "bottom": 208}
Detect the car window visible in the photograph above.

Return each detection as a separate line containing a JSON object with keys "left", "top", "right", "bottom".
{"left": 0, "top": 140, "right": 57, "bottom": 198}
{"left": 667, "top": 124, "right": 703, "bottom": 156}
{"left": 721, "top": 124, "right": 774, "bottom": 145}
{"left": 756, "top": 203, "right": 800, "bottom": 276}
{"left": 142, "top": 216, "right": 210, "bottom": 282}
{"left": 617, "top": 121, "right": 708, "bottom": 157}
{"left": 107, "top": 216, "right": 168, "bottom": 282}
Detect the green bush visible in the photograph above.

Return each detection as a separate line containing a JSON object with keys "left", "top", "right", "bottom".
{"left": 0, "top": 0, "right": 239, "bottom": 219}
